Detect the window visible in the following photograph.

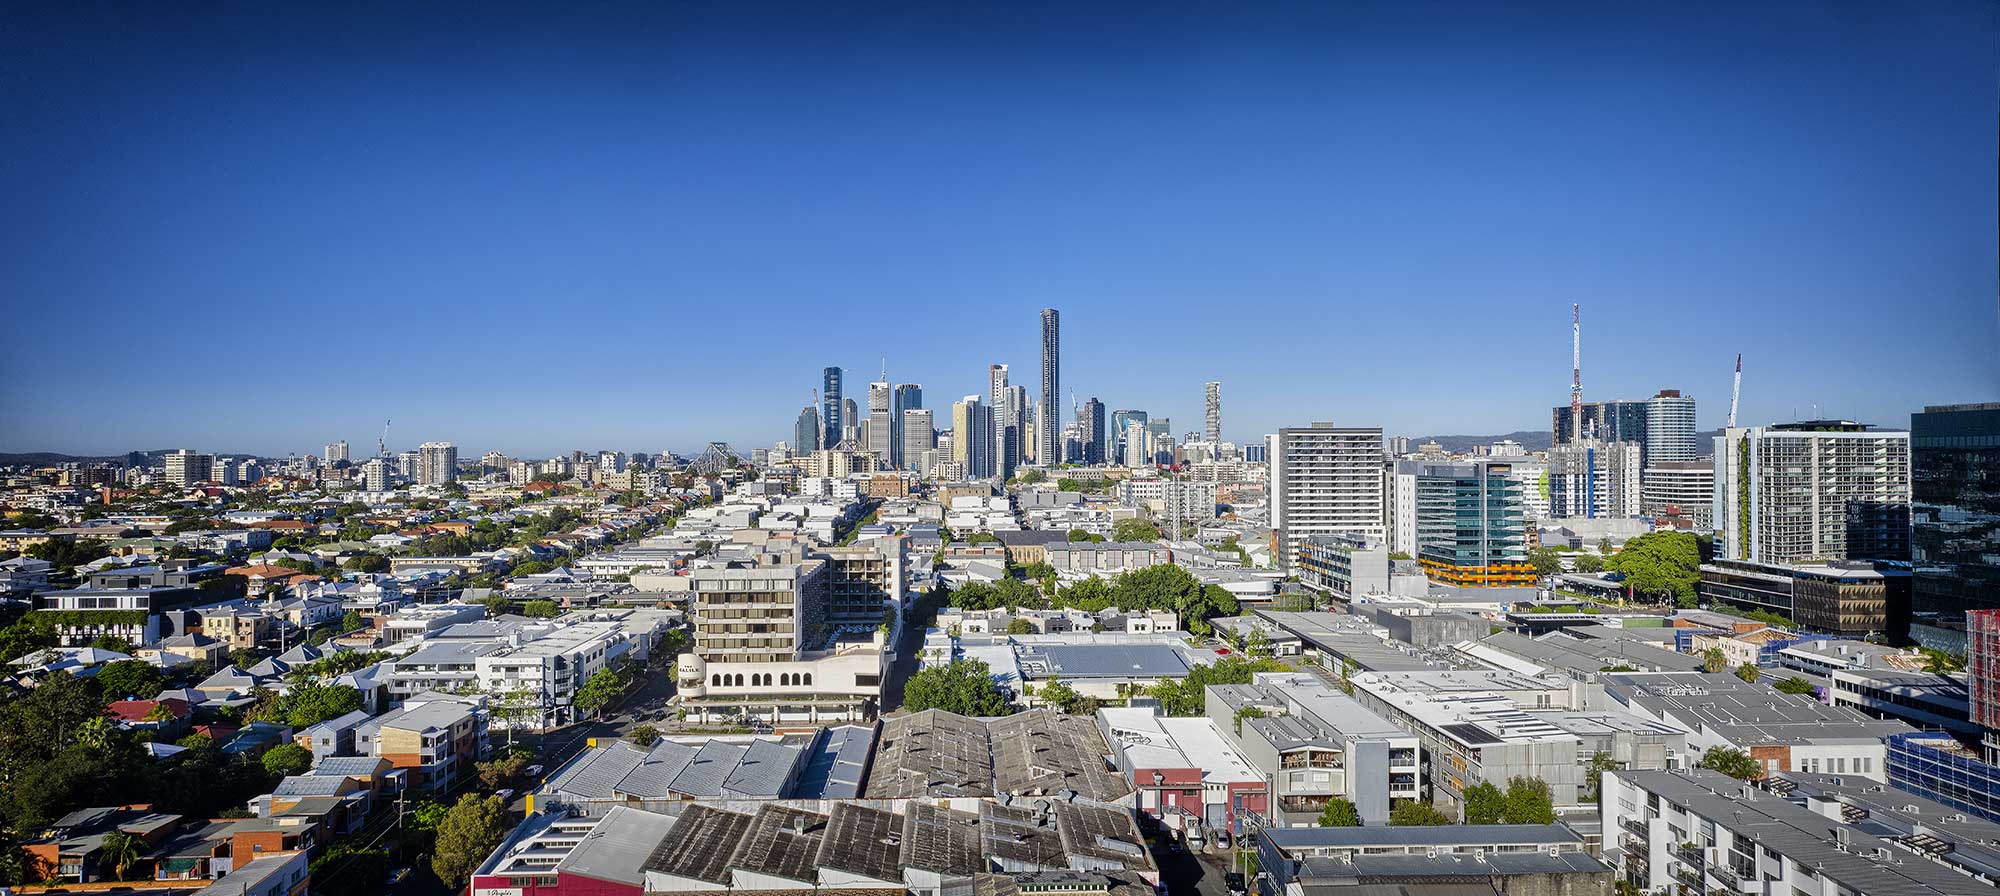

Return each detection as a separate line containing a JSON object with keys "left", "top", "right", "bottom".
{"left": 802, "top": 673, "right": 812, "bottom": 686}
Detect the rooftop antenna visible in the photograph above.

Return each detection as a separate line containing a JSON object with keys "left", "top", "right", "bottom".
{"left": 1727, "top": 353, "right": 1742, "bottom": 428}
{"left": 1570, "top": 304, "right": 1584, "bottom": 441}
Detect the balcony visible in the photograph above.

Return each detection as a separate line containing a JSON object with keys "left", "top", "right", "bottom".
{"left": 1620, "top": 817, "right": 1650, "bottom": 838}
{"left": 1672, "top": 844, "right": 1704, "bottom": 868}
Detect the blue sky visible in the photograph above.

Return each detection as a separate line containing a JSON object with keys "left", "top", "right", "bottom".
{"left": 2, "top": 1, "right": 1993, "bottom": 459}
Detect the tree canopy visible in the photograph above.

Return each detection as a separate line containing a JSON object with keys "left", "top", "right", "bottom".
{"left": 1462, "top": 781, "right": 1505, "bottom": 824}
{"left": 1501, "top": 776, "right": 1556, "bottom": 824}
{"left": 903, "top": 659, "right": 1012, "bottom": 716}
{"left": 1148, "top": 656, "right": 1290, "bottom": 716}
{"left": 1317, "top": 797, "right": 1361, "bottom": 827}
{"left": 1772, "top": 676, "right": 1815, "bottom": 695}
{"left": 1603, "top": 531, "right": 1702, "bottom": 605}
{"left": 284, "top": 684, "right": 364, "bottom": 728}
{"left": 1697, "top": 746, "right": 1762, "bottom": 780}
{"left": 432, "top": 793, "right": 511, "bottom": 888}
{"left": 1388, "top": 801, "right": 1453, "bottom": 826}
{"left": 1112, "top": 518, "right": 1163, "bottom": 542}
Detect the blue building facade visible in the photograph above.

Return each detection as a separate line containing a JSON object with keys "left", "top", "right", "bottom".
{"left": 1887, "top": 731, "right": 2000, "bottom": 824}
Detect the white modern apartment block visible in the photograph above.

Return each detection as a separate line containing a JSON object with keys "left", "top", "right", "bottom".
{"left": 1268, "top": 423, "right": 1385, "bottom": 569}
{"left": 1548, "top": 439, "right": 1641, "bottom": 519}
{"left": 1206, "top": 672, "right": 1420, "bottom": 826}
{"left": 1643, "top": 389, "right": 1698, "bottom": 463}
{"left": 418, "top": 441, "right": 458, "bottom": 485}
{"left": 325, "top": 440, "right": 350, "bottom": 464}
{"left": 1713, "top": 422, "right": 1912, "bottom": 565}
{"left": 1642, "top": 460, "right": 1716, "bottom": 529}
{"left": 164, "top": 449, "right": 214, "bottom": 487}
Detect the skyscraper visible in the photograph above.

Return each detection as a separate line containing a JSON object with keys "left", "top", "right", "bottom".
{"left": 1110, "top": 410, "right": 1147, "bottom": 464}
{"left": 1039, "top": 308, "right": 1060, "bottom": 466}
{"left": 901, "top": 408, "right": 934, "bottom": 471}
{"left": 892, "top": 384, "right": 922, "bottom": 469}
{"left": 325, "top": 440, "right": 349, "bottom": 464}
{"left": 841, "top": 397, "right": 859, "bottom": 446}
{"left": 867, "top": 378, "right": 893, "bottom": 463}
{"left": 1205, "top": 381, "right": 1221, "bottom": 443}
{"left": 163, "top": 449, "right": 213, "bottom": 487}
{"left": 1548, "top": 440, "right": 1642, "bottom": 519}
{"left": 1644, "top": 390, "right": 1697, "bottom": 463}
{"left": 1714, "top": 421, "right": 1912, "bottom": 566}
{"left": 1413, "top": 459, "right": 1534, "bottom": 587}
{"left": 952, "top": 396, "right": 994, "bottom": 479}
{"left": 795, "top": 405, "right": 822, "bottom": 454}
{"left": 822, "top": 367, "right": 843, "bottom": 448}
{"left": 1268, "top": 423, "right": 1386, "bottom": 569}
{"left": 1082, "top": 398, "right": 1106, "bottom": 465}
{"left": 1910, "top": 403, "right": 2000, "bottom": 650}
{"left": 418, "top": 441, "right": 458, "bottom": 485}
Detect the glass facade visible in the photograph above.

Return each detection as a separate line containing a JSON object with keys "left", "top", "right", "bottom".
{"left": 1910, "top": 403, "right": 2000, "bottom": 651}
{"left": 1414, "top": 460, "right": 1535, "bottom": 587}
{"left": 1887, "top": 732, "right": 2000, "bottom": 824}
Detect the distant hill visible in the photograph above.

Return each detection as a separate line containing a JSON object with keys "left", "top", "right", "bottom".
{"left": 0, "top": 449, "right": 185, "bottom": 466}
{"left": 1408, "top": 429, "right": 1723, "bottom": 455}
{"left": 1408, "top": 431, "right": 1552, "bottom": 454}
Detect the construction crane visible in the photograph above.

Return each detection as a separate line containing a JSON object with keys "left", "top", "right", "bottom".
{"left": 379, "top": 419, "right": 391, "bottom": 458}
{"left": 1727, "top": 353, "right": 1742, "bottom": 429}
{"left": 1570, "top": 304, "right": 1584, "bottom": 440}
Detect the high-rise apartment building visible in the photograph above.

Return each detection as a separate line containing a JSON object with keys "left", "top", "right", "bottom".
{"left": 901, "top": 408, "right": 934, "bottom": 470}
{"left": 794, "top": 405, "right": 821, "bottom": 454}
{"left": 1714, "top": 421, "right": 1911, "bottom": 565}
{"left": 1548, "top": 440, "right": 1641, "bottom": 519}
{"left": 892, "top": 384, "right": 922, "bottom": 469}
{"left": 324, "top": 440, "right": 349, "bottom": 464}
{"left": 1039, "top": 308, "right": 1060, "bottom": 466}
{"left": 417, "top": 442, "right": 458, "bottom": 485}
{"left": 1268, "top": 424, "right": 1386, "bottom": 569}
{"left": 1413, "top": 459, "right": 1534, "bottom": 588}
{"left": 1110, "top": 410, "right": 1147, "bottom": 465}
{"left": 867, "top": 379, "right": 893, "bottom": 463}
{"left": 163, "top": 449, "right": 213, "bottom": 487}
{"left": 1081, "top": 398, "right": 1106, "bottom": 465}
{"left": 840, "top": 398, "right": 859, "bottom": 446}
{"left": 821, "top": 367, "right": 843, "bottom": 448}
{"left": 1204, "top": 381, "right": 1221, "bottom": 443}
{"left": 1552, "top": 399, "right": 1648, "bottom": 448}
{"left": 952, "top": 396, "right": 994, "bottom": 479}
{"left": 1909, "top": 403, "right": 2000, "bottom": 650}
{"left": 1644, "top": 390, "right": 1697, "bottom": 463}
{"left": 362, "top": 457, "right": 392, "bottom": 491}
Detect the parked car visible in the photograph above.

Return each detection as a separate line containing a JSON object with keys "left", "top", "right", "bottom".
{"left": 524, "top": 764, "right": 544, "bottom": 777}
{"left": 1224, "top": 872, "right": 1246, "bottom": 894}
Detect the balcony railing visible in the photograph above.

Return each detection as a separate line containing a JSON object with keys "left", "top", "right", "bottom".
{"left": 1620, "top": 817, "right": 1649, "bottom": 838}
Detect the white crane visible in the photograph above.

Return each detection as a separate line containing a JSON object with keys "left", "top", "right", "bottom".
{"left": 1727, "top": 354, "right": 1742, "bottom": 429}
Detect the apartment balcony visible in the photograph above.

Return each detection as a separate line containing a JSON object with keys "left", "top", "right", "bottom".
{"left": 1672, "top": 844, "right": 1704, "bottom": 868}
{"left": 1620, "top": 817, "right": 1650, "bottom": 838}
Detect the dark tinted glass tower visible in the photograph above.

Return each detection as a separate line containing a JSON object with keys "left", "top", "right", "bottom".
{"left": 1911, "top": 403, "right": 2000, "bottom": 651}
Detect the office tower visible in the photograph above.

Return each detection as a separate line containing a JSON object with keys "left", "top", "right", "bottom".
{"left": 1040, "top": 308, "right": 1060, "bottom": 465}
{"left": 1641, "top": 460, "right": 1715, "bottom": 528}
{"left": 1204, "top": 381, "right": 1221, "bottom": 443}
{"left": 1413, "top": 459, "right": 1533, "bottom": 587}
{"left": 1082, "top": 398, "right": 1106, "bottom": 465}
{"left": 795, "top": 405, "right": 822, "bottom": 454}
{"left": 1910, "top": 404, "right": 2000, "bottom": 650}
{"left": 1386, "top": 436, "right": 1410, "bottom": 457}
{"left": 988, "top": 363, "right": 1009, "bottom": 408}
{"left": 1547, "top": 440, "right": 1641, "bottom": 519}
{"left": 952, "top": 396, "right": 994, "bottom": 479}
{"left": 1145, "top": 419, "right": 1171, "bottom": 465}
{"left": 1644, "top": 390, "right": 1697, "bottom": 463}
{"left": 418, "top": 441, "right": 458, "bottom": 485}
{"left": 362, "top": 457, "right": 391, "bottom": 490}
{"left": 325, "top": 440, "right": 349, "bottom": 464}
{"left": 1267, "top": 423, "right": 1386, "bottom": 568}
{"left": 867, "top": 378, "right": 893, "bottom": 463}
{"left": 901, "top": 409, "right": 934, "bottom": 471}
{"left": 892, "top": 384, "right": 922, "bottom": 469}
{"left": 1552, "top": 399, "right": 1648, "bottom": 448}
{"left": 1110, "top": 410, "right": 1147, "bottom": 464}
{"left": 163, "top": 449, "right": 213, "bottom": 487}
{"left": 1000, "top": 384, "right": 1028, "bottom": 479}
{"left": 1714, "top": 421, "right": 1912, "bottom": 565}
{"left": 822, "top": 367, "right": 843, "bottom": 448}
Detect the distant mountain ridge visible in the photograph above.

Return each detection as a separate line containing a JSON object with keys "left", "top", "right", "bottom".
{"left": 1409, "top": 430, "right": 1722, "bottom": 455}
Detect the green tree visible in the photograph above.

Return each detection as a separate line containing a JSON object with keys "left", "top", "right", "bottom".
{"left": 1036, "top": 677, "right": 1082, "bottom": 714}
{"left": 343, "top": 553, "right": 389, "bottom": 573}
{"left": 1232, "top": 705, "right": 1267, "bottom": 735}
{"left": 1697, "top": 746, "right": 1763, "bottom": 780}
{"left": 1526, "top": 548, "right": 1563, "bottom": 580}
{"left": 310, "top": 842, "right": 391, "bottom": 896}
{"left": 1501, "top": 776, "right": 1556, "bottom": 824}
{"left": 431, "top": 793, "right": 511, "bottom": 888}
{"left": 1147, "top": 656, "right": 1290, "bottom": 716}
{"left": 1112, "top": 519, "right": 1162, "bottom": 542}
{"left": 1057, "top": 576, "right": 1114, "bottom": 612}
{"left": 1700, "top": 647, "right": 1729, "bottom": 674}
{"left": 1245, "top": 629, "right": 1270, "bottom": 659}
{"left": 1735, "top": 663, "right": 1761, "bottom": 683}
{"left": 1920, "top": 648, "right": 1966, "bottom": 673}
{"left": 261, "top": 742, "right": 312, "bottom": 778}
{"left": 285, "top": 685, "right": 363, "bottom": 728}
{"left": 89, "top": 634, "right": 135, "bottom": 653}
{"left": 1316, "top": 797, "right": 1361, "bottom": 827}
{"left": 510, "top": 560, "right": 554, "bottom": 577}
{"left": 1574, "top": 554, "right": 1606, "bottom": 574}
{"left": 1602, "top": 531, "right": 1701, "bottom": 604}
{"left": 340, "top": 609, "right": 366, "bottom": 632}
{"left": 574, "top": 666, "right": 628, "bottom": 718}
{"left": 1583, "top": 751, "right": 1622, "bottom": 801}
{"left": 1772, "top": 676, "right": 1816, "bottom": 695}
{"left": 1388, "top": 801, "right": 1453, "bottom": 826}
{"left": 476, "top": 752, "right": 529, "bottom": 789}
{"left": 1462, "top": 781, "right": 1505, "bottom": 824}
{"left": 93, "top": 660, "right": 167, "bottom": 700}
{"left": 1066, "top": 528, "right": 1104, "bottom": 543}
{"left": 903, "top": 659, "right": 1012, "bottom": 716}
{"left": 521, "top": 600, "right": 561, "bottom": 618}
{"left": 97, "top": 830, "right": 145, "bottom": 881}
{"left": 1006, "top": 617, "right": 1036, "bottom": 635}
{"left": 628, "top": 724, "right": 662, "bottom": 747}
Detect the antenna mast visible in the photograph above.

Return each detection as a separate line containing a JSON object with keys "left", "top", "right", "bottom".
{"left": 1727, "top": 353, "right": 1742, "bottom": 429}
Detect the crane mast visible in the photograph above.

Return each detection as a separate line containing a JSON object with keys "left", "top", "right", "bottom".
{"left": 1727, "top": 353, "right": 1742, "bottom": 428}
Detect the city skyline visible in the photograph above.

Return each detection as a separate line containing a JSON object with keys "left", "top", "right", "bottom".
{"left": 2, "top": 2, "right": 1994, "bottom": 456}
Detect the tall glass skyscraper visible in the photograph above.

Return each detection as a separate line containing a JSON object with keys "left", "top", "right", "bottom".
{"left": 794, "top": 405, "right": 821, "bottom": 454}
{"left": 821, "top": 366, "right": 843, "bottom": 449}
{"left": 892, "top": 384, "right": 922, "bottom": 469}
{"left": 1910, "top": 403, "right": 2000, "bottom": 651}
{"left": 1040, "top": 308, "right": 1060, "bottom": 466}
